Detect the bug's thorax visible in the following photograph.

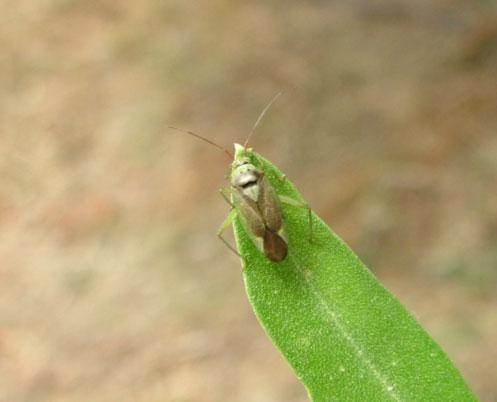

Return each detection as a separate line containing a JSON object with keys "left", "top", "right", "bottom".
{"left": 231, "top": 144, "right": 262, "bottom": 202}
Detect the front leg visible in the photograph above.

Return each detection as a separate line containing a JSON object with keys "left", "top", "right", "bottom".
{"left": 217, "top": 209, "right": 241, "bottom": 258}
{"left": 219, "top": 187, "right": 234, "bottom": 208}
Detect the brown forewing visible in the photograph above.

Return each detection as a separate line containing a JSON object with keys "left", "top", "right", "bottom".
{"left": 257, "top": 174, "right": 283, "bottom": 233}
{"left": 233, "top": 187, "right": 266, "bottom": 238}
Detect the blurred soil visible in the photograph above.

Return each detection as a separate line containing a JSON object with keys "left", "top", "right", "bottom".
{"left": 1, "top": 1, "right": 496, "bottom": 401}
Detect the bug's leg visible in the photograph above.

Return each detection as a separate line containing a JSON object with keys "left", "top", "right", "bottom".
{"left": 223, "top": 166, "right": 232, "bottom": 181}
{"left": 278, "top": 195, "right": 315, "bottom": 243}
{"left": 219, "top": 187, "right": 234, "bottom": 207}
{"left": 217, "top": 209, "right": 241, "bottom": 258}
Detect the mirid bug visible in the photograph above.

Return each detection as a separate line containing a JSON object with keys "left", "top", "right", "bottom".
{"left": 221, "top": 143, "right": 288, "bottom": 261}
{"left": 170, "top": 93, "right": 311, "bottom": 262}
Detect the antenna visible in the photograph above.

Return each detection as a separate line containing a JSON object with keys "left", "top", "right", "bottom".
{"left": 243, "top": 91, "right": 283, "bottom": 148}
{"left": 168, "top": 126, "right": 233, "bottom": 159}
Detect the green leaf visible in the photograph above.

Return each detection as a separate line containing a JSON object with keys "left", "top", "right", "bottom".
{"left": 232, "top": 150, "right": 477, "bottom": 402}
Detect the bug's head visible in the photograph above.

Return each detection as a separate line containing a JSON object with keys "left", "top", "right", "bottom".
{"left": 231, "top": 143, "right": 260, "bottom": 187}
{"left": 233, "top": 143, "right": 251, "bottom": 160}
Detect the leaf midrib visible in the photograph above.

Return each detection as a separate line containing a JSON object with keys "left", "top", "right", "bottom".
{"left": 287, "top": 254, "right": 402, "bottom": 402}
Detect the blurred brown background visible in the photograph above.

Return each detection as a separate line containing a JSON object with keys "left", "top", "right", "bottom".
{"left": 1, "top": 1, "right": 497, "bottom": 401}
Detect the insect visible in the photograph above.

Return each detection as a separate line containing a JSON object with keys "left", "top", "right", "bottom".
{"left": 170, "top": 93, "right": 311, "bottom": 262}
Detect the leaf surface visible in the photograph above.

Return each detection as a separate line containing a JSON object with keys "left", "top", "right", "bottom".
{"left": 232, "top": 150, "right": 477, "bottom": 402}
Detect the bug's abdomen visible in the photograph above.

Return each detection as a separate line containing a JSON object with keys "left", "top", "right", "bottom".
{"left": 263, "top": 229, "right": 288, "bottom": 262}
